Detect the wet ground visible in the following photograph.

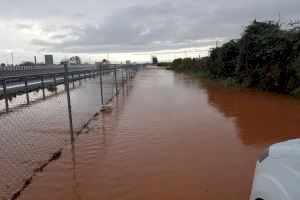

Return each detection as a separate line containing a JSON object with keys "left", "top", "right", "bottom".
{"left": 18, "top": 66, "right": 300, "bottom": 200}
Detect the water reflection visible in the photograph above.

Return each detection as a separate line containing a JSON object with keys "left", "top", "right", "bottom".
{"left": 200, "top": 79, "right": 300, "bottom": 146}
{"left": 71, "top": 142, "right": 82, "bottom": 200}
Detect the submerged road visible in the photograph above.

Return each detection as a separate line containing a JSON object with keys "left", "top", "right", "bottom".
{"left": 18, "top": 66, "right": 300, "bottom": 200}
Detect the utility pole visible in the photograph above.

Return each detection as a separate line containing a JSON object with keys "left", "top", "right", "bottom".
{"left": 11, "top": 52, "right": 14, "bottom": 66}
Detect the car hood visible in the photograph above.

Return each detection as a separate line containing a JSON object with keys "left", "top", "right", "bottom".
{"left": 269, "top": 139, "right": 300, "bottom": 159}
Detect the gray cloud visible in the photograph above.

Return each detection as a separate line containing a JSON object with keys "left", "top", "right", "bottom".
{"left": 1, "top": 0, "right": 300, "bottom": 54}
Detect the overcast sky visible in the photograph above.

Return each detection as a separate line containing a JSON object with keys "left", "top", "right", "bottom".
{"left": 0, "top": 0, "right": 299, "bottom": 64}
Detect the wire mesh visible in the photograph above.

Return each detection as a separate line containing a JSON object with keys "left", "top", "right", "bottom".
{"left": 0, "top": 64, "right": 142, "bottom": 199}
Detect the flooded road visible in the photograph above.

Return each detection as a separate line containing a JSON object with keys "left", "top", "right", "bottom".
{"left": 18, "top": 66, "right": 300, "bottom": 200}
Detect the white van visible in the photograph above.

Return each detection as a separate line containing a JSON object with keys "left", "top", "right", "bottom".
{"left": 251, "top": 139, "right": 300, "bottom": 200}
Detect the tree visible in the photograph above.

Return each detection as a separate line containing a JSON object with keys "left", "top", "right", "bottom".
{"left": 0, "top": 63, "right": 5, "bottom": 67}
{"left": 70, "top": 56, "right": 82, "bottom": 65}
{"left": 169, "top": 20, "right": 300, "bottom": 95}
{"left": 237, "top": 21, "right": 298, "bottom": 91}
{"left": 21, "top": 61, "right": 35, "bottom": 66}
{"left": 152, "top": 56, "right": 158, "bottom": 65}
{"left": 209, "top": 40, "right": 239, "bottom": 78}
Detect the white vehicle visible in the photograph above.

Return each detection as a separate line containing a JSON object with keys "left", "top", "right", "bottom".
{"left": 251, "top": 139, "right": 300, "bottom": 200}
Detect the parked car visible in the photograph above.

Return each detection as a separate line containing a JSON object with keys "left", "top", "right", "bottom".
{"left": 250, "top": 139, "right": 300, "bottom": 200}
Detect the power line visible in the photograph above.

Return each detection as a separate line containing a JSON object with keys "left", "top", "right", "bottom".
{"left": 133, "top": 49, "right": 209, "bottom": 56}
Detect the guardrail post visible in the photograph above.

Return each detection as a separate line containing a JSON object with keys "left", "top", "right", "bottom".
{"left": 64, "top": 62, "right": 74, "bottom": 143}
{"left": 128, "top": 67, "right": 131, "bottom": 80}
{"left": 121, "top": 68, "right": 124, "bottom": 85}
{"left": 53, "top": 74, "right": 57, "bottom": 94}
{"left": 128, "top": 67, "right": 130, "bottom": 80}
{"left": 41, "top": 75, "right": 46, "bottom": 100}
{"left": 71, "top": 73, "right": 75, "bottom": 89}
{"left": 24, "top": 78, "right": 30, "bottom": 105}
{"left": 79, "top": 72, "right": 81, "bottom": 85}
{"left": 2, "top": 80, "right": 9, "bottom": 112}
{"left": 129, "top": 67, "right": 131, "bottom": 79}
{"left": 114, "top": 67, "right": 118, "bottom": 95}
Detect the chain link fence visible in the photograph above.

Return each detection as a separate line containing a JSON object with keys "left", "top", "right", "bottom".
{"left": 0, "top": 63, "right": 142, "bottom": 200}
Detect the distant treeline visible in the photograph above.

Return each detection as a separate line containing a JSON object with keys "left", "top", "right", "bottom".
{"left": 157, "top": 62, "right": 172, "bottom": 67}
{"left": 170, "top": 20, "right": 300, "bottom": 96}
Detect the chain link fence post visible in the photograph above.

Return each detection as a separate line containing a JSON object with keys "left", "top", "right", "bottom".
{"left": 79, "top": 72, "right": 81, "bottom": 86}
{"left": 53, "top": 73, "right": 57, "bottom": 94}
{"left": 71, "top": 73, "right": 75, "bottom": 89}
{"left": 114, "top": 66, "right": 118, "bottom": 95}
{"left": 41, "top": 75, "right": 46, "bottom": 100}
{"left": 24, "top": 78, "right": 30, "bottom": 105}
{"left": 121, "top": 68, "right": 124, "bottom": 86}
{"left": 63, "top": 62, "right": 74, "bottom": 143}
{"left": 2, "top": 80, "right": 9, "bottom": 112}
{"left": 98, "top": 65, "right": 104, "bottom": 105}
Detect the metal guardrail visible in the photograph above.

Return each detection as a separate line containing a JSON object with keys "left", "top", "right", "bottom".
{"left": 0, "top": 64, "right": 60, "bottom": 71}
{"left": 0, "top": 64, "right": 97, "bottom": 78}
{"left": 0, "top": 64, "right": 143, "bottom": 111}
{"left": 0, "top": 64, "right": 98, "bottom": 71}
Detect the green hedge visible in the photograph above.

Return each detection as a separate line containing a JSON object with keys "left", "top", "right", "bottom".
{"left": 170, "top": 20, "right": 300, "bottom": 95}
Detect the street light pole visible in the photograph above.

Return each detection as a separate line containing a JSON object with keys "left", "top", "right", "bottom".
{"left": 11, "top": 52, "right": 14, "bottom": 67}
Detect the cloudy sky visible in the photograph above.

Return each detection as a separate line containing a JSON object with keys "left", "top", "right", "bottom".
{"left": 0, "top": 0, "right": 299, "bottom": 64}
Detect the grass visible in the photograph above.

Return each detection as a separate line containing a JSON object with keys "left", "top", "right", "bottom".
{"left": 184, "top": 70, "right": 238, "bottom": 87}
{"left": 169, "top": 67, "right": 300, "bottom": 99}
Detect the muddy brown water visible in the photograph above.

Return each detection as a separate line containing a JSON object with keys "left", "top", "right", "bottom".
{"left": 18, "top": 66, "right": 300, "bottom": 200}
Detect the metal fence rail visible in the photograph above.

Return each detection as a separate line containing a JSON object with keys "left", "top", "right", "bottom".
{"left": 0, "top": 64, "right": 96, "bottom": 78}
{"left": 0, "top": 63, "right": 143, "bottom": 200}
{"left": 0, "top": 64, "right": 96, "bottom": 72}
{"left": 0, "top": 64, "right": 59, "bottom": 71}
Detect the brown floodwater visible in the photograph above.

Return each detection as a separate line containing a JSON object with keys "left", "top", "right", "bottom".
{"left": 18, "top": 66, "right": 300, "bottom": 200}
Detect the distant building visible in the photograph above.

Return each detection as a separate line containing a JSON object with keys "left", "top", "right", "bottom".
{"left": 44, "top": 55, "right": 54, "bottom": 65}
{"left": 126, "top": 60, "right": 131, "bottom": 65}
